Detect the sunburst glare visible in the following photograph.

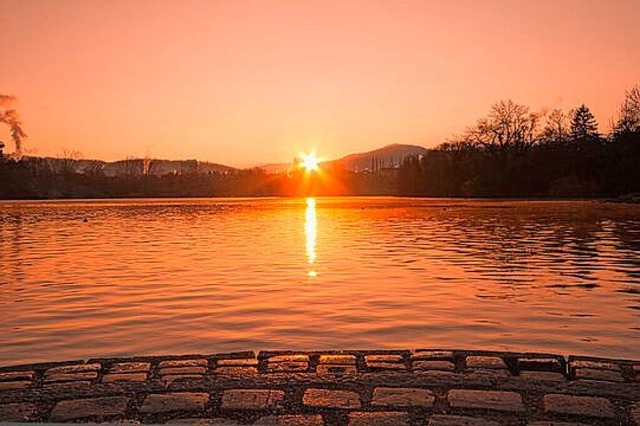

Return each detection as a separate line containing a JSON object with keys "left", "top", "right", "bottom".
{"left": 300, "top": 151, "right": 321, "bottom": 172}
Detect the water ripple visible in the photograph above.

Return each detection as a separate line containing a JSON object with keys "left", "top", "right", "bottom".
{"left": 0, "top": 198, "right": 639, "bottom": 365}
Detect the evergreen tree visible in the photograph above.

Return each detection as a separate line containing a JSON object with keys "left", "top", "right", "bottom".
{"left": 570, "top": 104, "right": 599, "bottom": 140}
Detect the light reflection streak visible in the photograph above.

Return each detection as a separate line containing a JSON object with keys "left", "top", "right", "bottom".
{"left": 305, "top": 197, "right": 317, "bottom": 277}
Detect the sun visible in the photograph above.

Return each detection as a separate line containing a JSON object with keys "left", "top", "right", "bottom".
{"left": 300, "top": 152, "right": 321, "bottom": 172}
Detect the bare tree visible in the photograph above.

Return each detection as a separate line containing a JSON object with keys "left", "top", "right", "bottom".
{"left": 82, "top": 160, "right": 105, "bottom": 176}
{"left": 114, "top": 157, "right": 143, "bottom": 177}
{"left": 613, "top": 84, "right": 640, "bottom": 135}
{"left": 147, "top": 159, "right": 161, "bottom": 176}
{"left": 465, "top": 99, "right": 541, "bottom": 153}
{"left": 541, "top": 108, "right": 569, "bottom": 144}
{"left": 57, "top": 149, "right": 83, "bottom": 174}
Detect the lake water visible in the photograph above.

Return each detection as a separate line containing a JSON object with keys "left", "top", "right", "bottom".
{"left": 0, "top": 198, "right": 639, "bottom": 366}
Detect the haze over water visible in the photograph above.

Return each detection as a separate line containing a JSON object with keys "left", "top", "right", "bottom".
{"left": 0, "top": 197, "right": 639, "bottom": 366}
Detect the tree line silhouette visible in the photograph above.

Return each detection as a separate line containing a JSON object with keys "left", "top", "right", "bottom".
{"left": 398, "top": 87, "right": 640, "bottom": 198}
{"left": 1, "top": 86, "right": 639, "bottom": 199}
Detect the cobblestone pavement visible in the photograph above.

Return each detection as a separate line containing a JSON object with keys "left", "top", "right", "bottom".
{"left": 1, "top": 349, "right": 639, "bottom": 425}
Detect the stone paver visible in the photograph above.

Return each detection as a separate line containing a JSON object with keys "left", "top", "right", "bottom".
{"left": 0, "top": 402, "right": 37, "bottom": 421}
{"left": 162, "top": 374, "right": 205, "bottom": 385}
{"left": 518, "top": 357, "right": 562, "bottom": 371}
{"left": 46, "top": 363, "right": 101, "bottom": 375}
{"left": 254, "top": 414, "right": 324, "bottom": 425}
{"left": 103, "top": 372, "right": 148, "bottom": 382}
{"left": 158, "top": 359, "right": 208, "bottom": 369}
{"left": 0, "top": 370, "right": 35, "bottom": 381}
{"left": 265, "top": 354, "right": 310, "bottom": 373}
{"left": 44, "top": 371, "right": 98, "bottom": 383}
{"left": 465, "top": 356, "right": 507, "bottom": 370}
{"left": 49, "top": 396, "right": 129, "bottom": 421}
{"left": 140, "top": 392, "right": 209, "bottom": 414}
{"left": 43, "top": 380, "right": 92, "bottom": 391}
{"left": 371, "top": 387, "right": 435, "bottom": 407}
{"left": 574, "top": 367, "right": 624, "bottom": 382}
{"left": 413, "top": 360, "right": 455, "bottom": 371}
{"left": 319, "top": 354, "right": 356, "bottom": 364}
{"left": 519, "top": 371, "right": 566, "bottom": 381}
{"left": 447, "top": 389, "right": 524, "bottom": 412}
{"left": 303, "top": 388, "right": 361, "bottom": 409}
{"left": 159, "top": 366, "right": 207, "bottom": 375}
{"left": 427, "top": 415, "right": 500, "bottom": 426}
{"left": 348, "top": 411, "right": 410, "bottom": 426}
{"left": 0, "top": 380, "right": 31, "bottom": 390}
{"left": 364, "top": 354, "right": 403, "bottom": 363}
{"left": 365, "top": 361, "right": 407, "bottom": 370}
{"left": 110, "top": 361, "right": 151, "bottom": 373}
{"left": 266, "top": 361, "right": 308, "bottom": 372}
{"left": 267, "top": 354, "right": 309, "bottom": 363}
{"left": 542, "top": 394, "right": 615, "bottom": 419}
{"left": 215, "top": 366, "right": 258, "bottom": 375}
{"left": 411, "top": 350, "right": 454, "bottom": 360}
{"left": 221, "top": 389, "right": 285, "bottom": 410}
{"left": 217, "top": 358, "right": 259, "bottom": 367}
{"left": 464, "top": 368, "right": 511, "bottom": 378}
{"left": 316, "top": 364, "right": 356, "bottom": 375}
{"left": 569, "top": 359, "right": 620, "bottom": 371}
{"left": 0, "top": 349, "right": 638, "bottom": 424}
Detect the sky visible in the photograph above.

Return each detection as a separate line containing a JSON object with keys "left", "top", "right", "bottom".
{"left": 1, "top": 0, "right": 639, "bottom": 167}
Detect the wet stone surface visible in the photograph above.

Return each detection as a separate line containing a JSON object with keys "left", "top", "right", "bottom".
{"left": 103, "top": 372, "right": 148, "bottom": 382}
{"left": 140, "top": 392, "right": 209, "bottom": 414}
{"left": 446, "top": 389, "right": 524, "bottom": 412}
{"left": 221, "top": 389, "right": 285, "bottom": 410}
{"left": 371, "top": 387, "right": 435, "bottom": 407}
{"left": 0, "top": 349, "right": 638, "bottom": 424}
{"left": 49, "top": 396, "right": 129, "bottom": 421}
{"left": 348, "top": 411, "right": 410, "bottom": 426}
{"left": 465, "top": 356, "right": 508, "bottom": 370}
{"left": 303, "top": 388, "right": 361, "bottom": 409}
{"left": 412, "top": 360, "right": 455, "bottom": 371}
{"left": 0, "top": 371, "right": 35, "bottom": 381}
{"left": 426, "top": 415, "right": 501, "bottom": 426}
{"left": 542, "top": 394, "right": 616, "bottom": 419}
{"left": 0, "top": 402, "right": 37, "bottom": 421}
{"left": 110, "top": 361, "right": 152, "bottom": 374}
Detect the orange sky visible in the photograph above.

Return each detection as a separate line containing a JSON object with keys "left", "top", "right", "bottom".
{"left": 1, "top": 0, "right": 638, "bottom": 167}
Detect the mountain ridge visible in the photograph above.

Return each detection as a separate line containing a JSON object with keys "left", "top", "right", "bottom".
{"left": 11, "top": 143, "right": 429, "bottom": 175}
{"left": 259, "top": 143, "right": 428, "bottom": 173}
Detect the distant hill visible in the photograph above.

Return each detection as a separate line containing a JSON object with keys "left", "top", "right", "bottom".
{"left": 23, "top": 156, "right": 237, "bottom": 176}
{"left": 102, "top": 159, "right": 236, "bottom": 176}
{"left": 258, "top": 162, "right": 293, "bottom": 174}
{"left": 20, "top": 144, "right": 428, "bottom": 176}
{"left": 258, "top": 143, "right": 428, "bottom": 173}
{"left": 332, "top": 143, "right": 428, "bottom": 171}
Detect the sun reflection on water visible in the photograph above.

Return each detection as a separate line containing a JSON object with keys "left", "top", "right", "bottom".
{"left": 305, "top": 197, "right": 317, "bottom": 277}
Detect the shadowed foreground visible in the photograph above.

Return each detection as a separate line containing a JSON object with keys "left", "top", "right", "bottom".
{"left": 1, "top": 349, "right": 639, "bottom": 425}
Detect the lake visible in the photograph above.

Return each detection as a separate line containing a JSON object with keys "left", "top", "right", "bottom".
{"left": 0, "top": 197, "right": 639, "bottom": 366}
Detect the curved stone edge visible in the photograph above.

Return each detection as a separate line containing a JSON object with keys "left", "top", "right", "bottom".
{"left": 0, "top": 349, "right": 638, "bottom": 424}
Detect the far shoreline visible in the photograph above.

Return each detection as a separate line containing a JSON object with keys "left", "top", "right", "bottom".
{"left": 1, "top": 194, "right": 639, "bottom": 203}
